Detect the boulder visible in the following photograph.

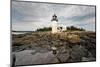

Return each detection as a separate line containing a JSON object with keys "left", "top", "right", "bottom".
{"left": 67, "top": 34, "right": 80, "bottom": 43}
{"left": 82, "top": 57, "right": 96, "bottom": 61}
{"left": 56, "top": 46, "right": 71, "bottom": 62}
{"left": 15, "top": 50, "right": 59, "bottom": 66}
{"left": 70, "top": 45, "right": 88, "bottom": 62}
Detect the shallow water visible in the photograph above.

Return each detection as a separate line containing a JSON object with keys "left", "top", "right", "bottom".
{"left": 12, "top": 32, "right": 28, "bottom": 35}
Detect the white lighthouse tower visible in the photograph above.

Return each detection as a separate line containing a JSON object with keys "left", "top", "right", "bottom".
{"left": 51, "top": 14, "right": 58, "bottom": 33}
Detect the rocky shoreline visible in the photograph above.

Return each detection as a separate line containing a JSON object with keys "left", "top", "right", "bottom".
{"left": 12, "top": 31, "right": 96, "bottom": 65}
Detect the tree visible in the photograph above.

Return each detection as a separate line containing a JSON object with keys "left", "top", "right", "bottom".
{"left": 66, "top": 26, "right": 85, "bottom": 31}
{"left": 36, "top": 27, "right": 52, "bottom": 32}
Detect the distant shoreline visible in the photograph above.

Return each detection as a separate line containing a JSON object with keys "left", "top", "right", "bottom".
{"left": 12, "top": 31, "right": 34, "bottom": 32}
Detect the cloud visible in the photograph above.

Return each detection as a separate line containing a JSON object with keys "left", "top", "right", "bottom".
{"left": 12, "top": 1, "right": 96, "bottom": 31}
{"left": 66, "top": 12, "right": 95, "bottom": 22}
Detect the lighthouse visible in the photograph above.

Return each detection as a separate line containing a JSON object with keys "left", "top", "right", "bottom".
{"left": 51, "top": 14, "right": 58, "bottom": 33}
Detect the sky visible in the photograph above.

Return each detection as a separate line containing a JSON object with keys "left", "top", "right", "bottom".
{"left": 12, "top": 1, "right": 96, "bottom": 31}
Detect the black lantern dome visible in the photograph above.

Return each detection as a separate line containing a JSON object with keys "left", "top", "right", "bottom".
{"left": 51, "top": 14, "right": 58, "bottom": 22}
